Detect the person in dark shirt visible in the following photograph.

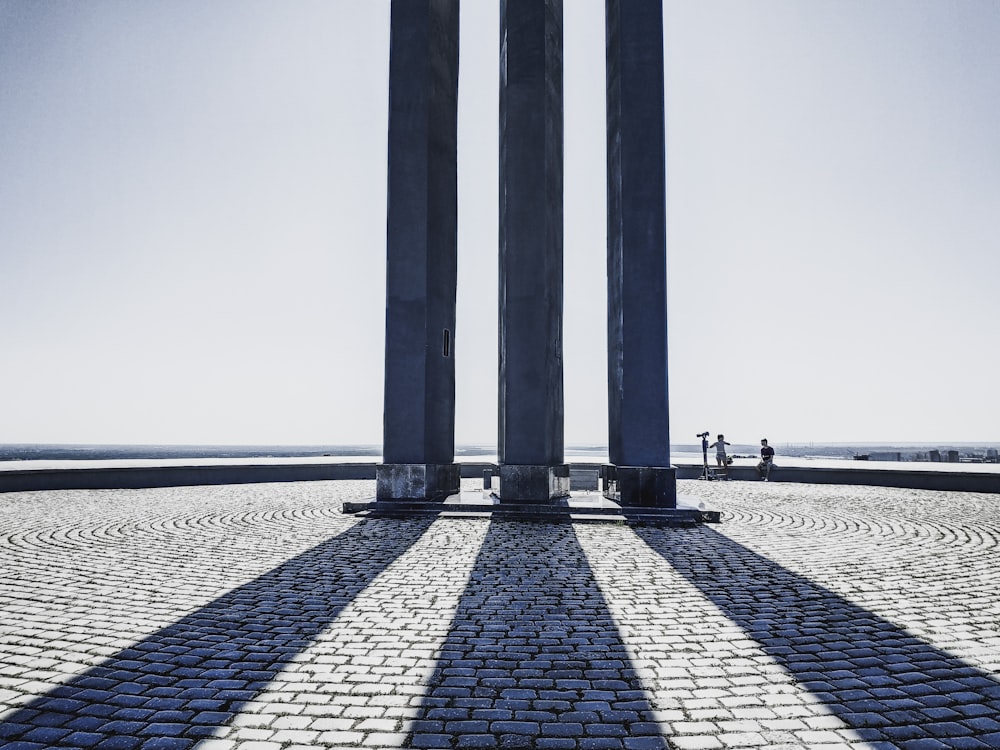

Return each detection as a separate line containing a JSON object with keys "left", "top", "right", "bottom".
{"left": 757, "top": 438, "right": 775, "bottom": 480}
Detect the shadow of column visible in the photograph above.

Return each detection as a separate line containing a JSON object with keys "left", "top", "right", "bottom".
{"left": 0, "top": 517, "right": 433, "bottom": 749}
{"left": 407, "top": 521, "right": 669, "bottom": 749}
{"left": 635, "top": 526, "right": 1000, "bottom": 745}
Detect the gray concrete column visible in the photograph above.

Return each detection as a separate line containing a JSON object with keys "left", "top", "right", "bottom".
{"left": 377, "top": 0, "right": 461, "bottom": 501}
{"left": 497, "top": 0, "right": 569, "bottom": 503}
{"left": 604, "top": 0, "right": 676, "bottom": 507}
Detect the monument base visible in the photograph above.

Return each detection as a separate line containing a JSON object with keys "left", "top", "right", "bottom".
{"left": 603, "top": 465, "right": 676, "bottom": 508}
{"left": 498, "top": 464, "right": 570, "bottom": 503}
{"left": 376, "top": 463, "right": 461, "bottom": 502}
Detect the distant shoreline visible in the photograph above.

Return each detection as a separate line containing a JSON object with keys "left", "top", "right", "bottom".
{"left": 2, "top": 442, "right": 998, "bottom": 463}
{"left": 0, "top": 444, "right": 383, "bottom": 462}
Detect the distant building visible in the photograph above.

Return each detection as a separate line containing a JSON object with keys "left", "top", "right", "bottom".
{"left": 868, "top": 451, "right": 902, "bottom": 462}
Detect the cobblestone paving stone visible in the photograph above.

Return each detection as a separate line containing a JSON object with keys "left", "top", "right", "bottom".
{"left": 1, "top": 479, "right": 999, "bottom": 749}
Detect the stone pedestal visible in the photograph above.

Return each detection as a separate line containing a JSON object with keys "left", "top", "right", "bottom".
{"left": 376, "top": 463, "right": 462, "bottom": 502}
{"left": 497, "top": 0, "right": 568, "bottom": 504}
{"left": 604, "top": 0, "right": 675, "bottom": 507}
{"left": 498, "top": 464, "right": 570, "bottom": 504}
{"left": 379, "top": 0, "right": 460, "bottom": 502}
{"left": 603, "top": 465, "right": 677, "bottom": 508}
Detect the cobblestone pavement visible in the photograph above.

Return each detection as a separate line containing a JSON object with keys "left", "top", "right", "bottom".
{"left": 1, "top": 479, "right": 999, "bottom": 750}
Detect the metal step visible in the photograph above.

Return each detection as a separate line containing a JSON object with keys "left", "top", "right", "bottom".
{"left": 343, "top": 496, "right": 718, "bottom": 526}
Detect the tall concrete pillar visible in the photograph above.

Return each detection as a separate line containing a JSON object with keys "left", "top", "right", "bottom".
{"left": 604, "top": 0, "right": 676, "bottom": 507}
{"left": 377, "top": 0, "right": 461, "bottom": 501}
{"left": 497, "top": 0, "right": 569, "bottom": 502}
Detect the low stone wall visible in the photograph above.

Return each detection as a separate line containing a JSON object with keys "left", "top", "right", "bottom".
{"left": 674, "top": 463, "right": 1000, "bottom": 494}
{"left": 3, "top": 459, "right": 998, "bottom": 495}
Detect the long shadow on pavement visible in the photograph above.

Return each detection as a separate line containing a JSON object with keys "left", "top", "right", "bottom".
{"left": 0, "top": 517, "right": 433, "bottom": 750}
{"left": 408, "top": 521, "right": 669, "bottom": 750}
{"left": 635, "top": 526, "right": 1000, "bottom": 746}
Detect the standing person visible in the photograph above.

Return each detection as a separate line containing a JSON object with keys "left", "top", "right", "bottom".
{"left": 757, "top": 438, "right": 775, "bottom": 480}
{"left": 710, "top": 434, "right": 730, "bottom": 467}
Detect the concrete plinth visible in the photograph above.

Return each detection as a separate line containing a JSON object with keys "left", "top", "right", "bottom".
{"left": 604, "top": 465, "right": 676, "bottom": 508}
{"left": 498, "top": 464, "right": 570, "bottom": 504}
{"left": 376, "top": 463, "right": 460, "bottom": 502}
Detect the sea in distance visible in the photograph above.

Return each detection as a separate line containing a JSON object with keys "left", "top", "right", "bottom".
{"left": 1, "top": 442, "right": 998, "bottom": 464}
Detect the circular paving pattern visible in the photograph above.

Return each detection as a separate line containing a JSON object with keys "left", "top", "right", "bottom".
{"left": 1, "top": 478, "right": 998, "bottom": 749}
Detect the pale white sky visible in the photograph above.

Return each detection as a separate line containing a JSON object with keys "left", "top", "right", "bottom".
{"left": 1, "top": 0, "right": 998, "bottom": 448}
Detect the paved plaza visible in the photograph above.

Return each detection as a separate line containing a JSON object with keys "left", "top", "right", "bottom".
{"left": 1, "top": 479, "right": 999, "bottom": 749}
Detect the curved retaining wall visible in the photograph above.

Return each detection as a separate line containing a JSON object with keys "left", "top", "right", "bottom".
{"left": 1, "top": 460, "right": 998, "bottom": 495}
{"left": 0, "top": 462, "right": 503, "bottom": 494}
{"left": 673, "top": 463, "right": 1000, "bottom": 494}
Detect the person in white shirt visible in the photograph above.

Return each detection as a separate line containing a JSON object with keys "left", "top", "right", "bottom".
{"left": 710, "top": 434, "right": 730, "bottom": 467}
